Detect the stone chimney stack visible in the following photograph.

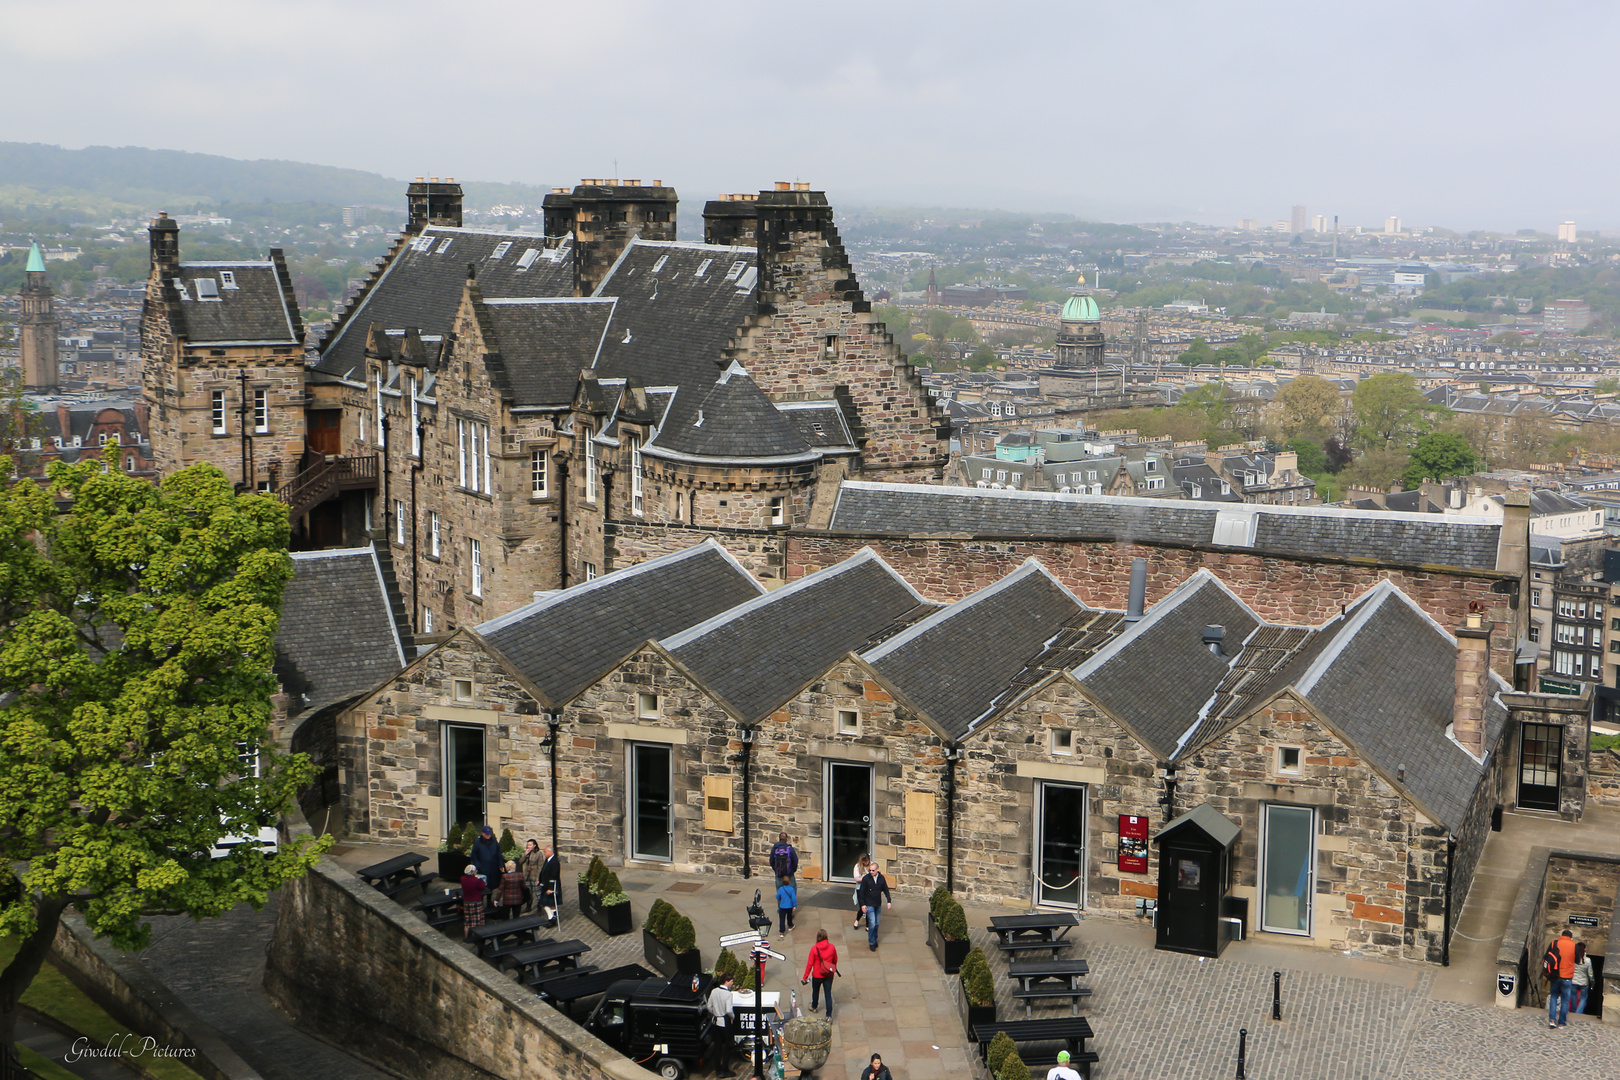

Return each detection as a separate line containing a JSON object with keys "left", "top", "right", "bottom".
{"left": 703, "top": 193, "right": 759, "bottom": 247}
{"left": 1454, "top": 603, "right": 1493, "bottom": 759}
{"left": 148, "top": 212, "right": 180, "bottom": 272}
{"left": 406, "top": 178, "right": 463, "bottom": 234}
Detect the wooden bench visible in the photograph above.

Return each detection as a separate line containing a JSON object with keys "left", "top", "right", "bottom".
{"left": 535, "top": 963, "right": 657, "bottom": 1018}
{"left": 1010, "top": 985, "right": 1092, "bottom": 1017}
{"left": 994, "top": 936, "right": 1072, "bottom": 959}
{"left": 501, "top": 938, "right": 592, "bottom": 981}
{"left": 467, "top": 914, "right": 545, "bottom": 959}
{"left": 376, "top": 870, "right": 437, "bottom": 900}
{"left": 356, "top": 853, "right": 429, "bottom": 897}
{"left": 969, "top": 1015, "right": 1093, "bottom": 1064}
{"left": 526, "top": 963, "right": 598, "bottom": 991}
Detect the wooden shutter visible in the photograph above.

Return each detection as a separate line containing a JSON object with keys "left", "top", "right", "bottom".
{"left": 904, "top": 791, "right": 936, "bottom": 849}
{"left": 703, "top": 775, "right": 734, "bottom": 832}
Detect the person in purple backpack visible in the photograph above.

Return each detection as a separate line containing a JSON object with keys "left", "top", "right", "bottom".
{"left": 769, "top": 832, "right": 799, "bottom": 889}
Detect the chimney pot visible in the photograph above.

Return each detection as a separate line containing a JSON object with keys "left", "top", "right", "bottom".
{"left": 1125, "top": 558, "right": 1147, "bottom": 623}
{"left": 775, "top": 181, "right": 791, "bottom": 191}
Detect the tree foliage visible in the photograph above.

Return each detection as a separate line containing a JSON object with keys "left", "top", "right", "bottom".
{"left": 1275, "top": 375, "right": 1343, "bottom": 440}
{"left": 1352, "top": 373, "right": 1430, "bottom": 449}
{"left": 1401, "top": 432, "right": 1483, "bottom": 489}
{"left": 0, "top": 462, "right": 329, "bottom": 1049}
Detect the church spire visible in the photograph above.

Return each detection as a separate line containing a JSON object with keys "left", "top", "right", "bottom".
{"left": 24, "top": 242, "right": 45, "bottom": 274}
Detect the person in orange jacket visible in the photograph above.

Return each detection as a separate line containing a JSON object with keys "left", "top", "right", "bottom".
{"left": 1548, "top": 929, "right": 1578, "bottom": 1028}
{"left": 801, "top": 928, "right": 839, "bottom": 1019}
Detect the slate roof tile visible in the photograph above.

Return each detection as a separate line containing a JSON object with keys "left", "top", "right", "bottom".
{"left": 171, "top": 263, "right": 299, "bottom": 344}
{"left": 481, "top": 298, "right": 615, "bottom": 407}
{"left": 274, "top": 548, "right": 407, "bottom": 719}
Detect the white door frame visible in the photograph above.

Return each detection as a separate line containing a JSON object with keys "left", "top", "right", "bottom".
{"left": 824, "top": 760, "right": 874, "bottom": 883}
{"left": 1034, "top": 780, "right": 1088, "bottom": 910}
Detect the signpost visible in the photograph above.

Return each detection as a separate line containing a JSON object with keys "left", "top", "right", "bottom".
{"left": 1569, "top": 914, "right": 1601, "bottom": 927}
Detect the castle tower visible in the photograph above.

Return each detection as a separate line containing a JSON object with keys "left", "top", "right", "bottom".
{"left": 565, "top": 180, "right": 679, "bottom": 296}
{"left": 1054, "top": 280, "right": 1105, "bottom": 370}
{"left": 405, "top": 178, "right": 463, "bottom": 234}
{"left": 18, "top": 243, "right": 59, "bottom": 394}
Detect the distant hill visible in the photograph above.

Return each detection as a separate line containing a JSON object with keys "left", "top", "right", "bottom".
{"left": 0, "top": 142, "right": 553, "bottom": 212}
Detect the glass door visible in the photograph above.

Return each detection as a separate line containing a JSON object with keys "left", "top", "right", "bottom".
{"left": 1261, "top": 804, "right": 1314, "bottom": 935}
{"left": 1037, "top": 782, "right": 1087, "bottom": 907}
{"left": 1518, "top": 723, "right": 1562, "bottom": 811}
{"left": 826, "top": 763, "right": 872, "bottom": 881}
{"left": 631, "top": 743, "right": 673, "bottom": 861}
{"left": 444, "top": 724, "right": 486, "bottom": 838}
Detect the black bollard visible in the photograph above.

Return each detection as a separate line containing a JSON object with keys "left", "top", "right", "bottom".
{"left": 1273, "top": 970, "right": 1281, "bottom": 1021}
{"left": 1236, "top": 1028, "right": 1247, "bottom": 1079}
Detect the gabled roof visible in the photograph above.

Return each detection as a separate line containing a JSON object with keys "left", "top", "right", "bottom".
{"left": 981, "top": 607, "right": 1128, "bottom": 719}
{"left": 275, "top": 548, "right": 407, "bottom": 721}
{"left": 1071, "top": 570, "right": 1260, "bottom": 759}
{"left": 776, "top": 401, "right": 857, "bottom": 452}
{"left": 661, "top": 549, "right": 931, "bottom": 723}
{"left": 863, "top": 560, "right": 1084, "bottom": 739}
{"left": 476, "top": 540, "right": 765, "bottom": 709}
{"left": 1155, "top": 802, "right": 1241, "bottom": 848}
{"left": 170, "top": 262, "right": 301, "bottom": 345}
{"left": 480, "top": 298, "right": 616, "bottom": 407}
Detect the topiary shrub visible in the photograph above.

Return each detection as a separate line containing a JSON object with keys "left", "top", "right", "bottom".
{"left": 498, "top": 827, "right": 517, "bottom": 855}
{"left": 645, "top": 898, "right": 675, "bottom": 939}
{"left": 960, "top": 947, "right": 994, "bottom": 1006}
{"left": 585, "top": 855, "right": 609, "bottom": 894}
{"left": 986, "top": 1031, "right": 1017, "bottom": 1076}
{"left": 449, "top": 821, "right": 471, "bottom": 851}
{"left": 715, "top": 945, "right": 758, "bottom": 993}
{"left": 930, "top": 885, "right": 952, "bottom": 925}
{"left": 997, "top": 1048, "right": 1026, "bottom": 1080}
{"left": 937, "top": 896, "right": 969, "bottom": 942}
{"left": 667, "top": 914, "right": 697, "bottom": 954}
{"left": 599, "top": 866, "right": 623, "bottom": 897}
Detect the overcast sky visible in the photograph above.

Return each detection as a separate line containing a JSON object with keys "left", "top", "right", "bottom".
{"left": 4, "top": 0, "right": 1617, "bottom": 232}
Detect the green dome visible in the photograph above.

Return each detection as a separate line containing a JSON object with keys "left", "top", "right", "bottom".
{"left": 25, "top": 242, "right": 46, "bottom": 274}
{"left": 1061, "top": 294, "right": 1099, "bottom": 322}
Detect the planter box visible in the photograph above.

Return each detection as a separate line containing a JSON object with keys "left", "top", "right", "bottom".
{"left": 959, "top": 990, "right": 997, "bottom": 1039}
{"left": 578, "top": 881, "right": 634, "bottom": 936}
{"left": 438, "top": 851, "right": 468, "bottom": 880}
{"left": 928, "top": 915, "right": 972, "bottom": 975}
{"left": 643, "top": 929, "right": 704, "bottom": 978}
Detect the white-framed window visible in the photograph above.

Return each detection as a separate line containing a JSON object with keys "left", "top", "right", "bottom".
{"left": 1261, "top": 803, "right": 1315, "bottom": 935}
{"left": 583, "top": 562, "right": 598, "bottom": 581}
{"left": 837, "top": 709, "right": 859, "bottom": 733}
{"left": 375, "top": 377, "right": 385, "bottom": 448}
{"left": 584, "top": 427, "right": 597, "bottom": 503}
{"left": 253, "top": 388, "right": 268, "bottom": 433}
{"left": 1555, "top": 624, "right": 1578, "bottom": 645}
{"left": 997, "top": 470, "right": 1008, "bottom": 482}
{"left": 481, "top": 422, "right": 492, "bottom": 493}
{"left": 531, "top": 447, "right": 548, "bottom": 497}
{"left": 638, "top": 693, "right": 659, "bottom": 718}
{"left": 453, "top": 678, "right": 474, "bottom": 702}
{"left": 1554, "top": 650, "right": 1577, "bottom": 675}
{"left": 422, "top": 609, "right": 433, "bottom": 633}
{"left": 468, "top": 423, "right": 480, "bottom": 492}
{"left": 360, "top": 406, "right": 367, "bottom": 444}
{"left": 469, "top": 538, "right": 482, "bottom": 597}
{"left": 395, "top": 499, "right": 405, "bottom": 544}
{"left": 457, "top": 419, "right": 467, "bottom": 487}
{"left": 1050, "top": 729, "right": 1073, "bottom": 755}
{"left": 409, "top": 377, "right": 420, "bottom": 456}
{"left": 1276, "top": 746, "right": 1302, "bottom": 775}
{"left": 770, "top": 496, "right": 784, "bottom": 526}
{"left": 430, "top": 511, "right": 440, "bottom": 557}
{"left": 236, "top": 741, "right": 262, "bottom": 779}
{"left": 630, "top": 436, "right": 643, "bottom": 516}
{"left": 211, "top": 390, "right": 227, "bottom": 434}
{"left": 125, "top": 456, "right": 134, "bottom": 471}
{"left": 981, "top": 468, "right": 993, "bottom": 480}
{"left": 219, "top": 270, "right": 237, "bottom": 289}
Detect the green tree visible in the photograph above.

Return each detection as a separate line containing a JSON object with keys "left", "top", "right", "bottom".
{"left": 1401, "top": 432, "right": 1483, "bottom": 488}
{"left": 0, "top": 461, "right": 329, "bottom": 1057}
{"left": 1178, "top": 337, "right": 1213, "bottom": 365}
{"left": 966, "top": 344, "right": 997, "bottom": 371}
{"left": 1352, "top": 373, "right": 1429, "bottom": 449}
{"left": 1286, "top": 438, "right": 1328, "bottom": 476}
{"left": 1274, "top": 375, "right": 1343, "bottom": 440}
{"left": 1595, "top": 378, "right": 1619, "bottom": 395}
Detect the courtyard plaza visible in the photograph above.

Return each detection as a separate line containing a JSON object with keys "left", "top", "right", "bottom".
{"left": 133, "top": 810, "right": 1620, "bottom": 1080}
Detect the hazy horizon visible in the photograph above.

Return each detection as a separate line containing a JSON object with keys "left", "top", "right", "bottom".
{"left": 4, "top": 0, "right": 1616, "bottom": 234}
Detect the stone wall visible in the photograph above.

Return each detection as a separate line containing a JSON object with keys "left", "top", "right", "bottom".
{"left": 1541, "top": 855, "right": 1620, "bottom": 953}
{"left": 264, "top": 855, "right": 642, "bottom": 1080}
{"left": 1589, "top": 747, "right": 1620, "bottom": 808}
{"left": 1501, "top": 691, "right": 1592, "bottom": 819}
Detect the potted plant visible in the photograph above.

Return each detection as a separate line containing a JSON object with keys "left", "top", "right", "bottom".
{"left": 643, "top": 901, "right": 703, "bottom": 977}
{"left": 498, "top": 827, "right": 519, "bottom": 865}
{"left": 928, "top": 892, "right": 972, "bottom": 975}
{"left": 438, "top": 821, "right": 470, "bottom": 880}
{"left": 578, "top": 856, "right": 633, "bottom": 935}
{"left": 997, "top": 1048, "right": 1027, "bottom": 1080}
{"left": 958, "top": 946, "right": 996, "bottom": 1036}
{"left": 986, "top": 1032, "right": 1016, "bottom": 1078}
{"left": 714, "top": 948, "right": 758, "bottom": 992}
{"left": 926, "top": 886, "right": 950, "bottom": 946}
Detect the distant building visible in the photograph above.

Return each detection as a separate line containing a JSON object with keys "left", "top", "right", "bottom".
{"left": 18, "top": 243, "right": 59, "bottom": 394}
{"left": 1311, "top": 214, "right": 1326, "bottom": 233}
{"left": 1543, "top": 299, "right": 1591, "bottom": 333}
{"left": 1053, "top": 294, "right": 1104, "bottom": 370}
{"left": 1557, "top": 221, "right": 1578, "bottom": 243}
{"left": 1385, "top": 216, "right": 1402, "bottom": 235}
{"left": 1290, "top": 205, "right": 1307, "bottom": 233}
{"left": 939, "top": 283, "right": 1027, "bottom": 307}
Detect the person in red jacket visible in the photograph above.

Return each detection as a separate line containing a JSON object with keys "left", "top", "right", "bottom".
{"left": 801, "top": 928, "right": 839, "bottom": 1019}
{"left": 460, "top": 865, "right": 487, "bottom": 940}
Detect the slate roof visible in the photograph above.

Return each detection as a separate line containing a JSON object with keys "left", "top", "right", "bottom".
{"left": 275, "top": 548, "right": 406, "bottom": 720}
{"left": 481, "top": 298, "right": 615, "bottom": 407}
{"left": 826, "top": 482, "right": 1503, "bottom": 569}
{"left": 316, "top": 227, "right": 572, "bottom": 378}
{"left": 1072, "top": 571, "right": 1261, "bottom": 759}
{"left": 170, "top": 262, "right": 300, "bottom": 345}
{"left": 660, "top": 549, "right": 930, "bottom": 723}
{"left": 1290, "top": 583, "right": 1505, "bottom": 830}
{"left": 982, "top": 607, "right": 1128, "bottom": 719}
{"left": 777, "top": 402, "right": 857, "bottom": 452}
{"left": 1155, "top": 802, "right": 1241, "bottom": 848}
{"left": 476, "top": 540, "right": 765, "bottom": 708}
{"left": 863, "top": 560, "right": 1084, "bottom": 739}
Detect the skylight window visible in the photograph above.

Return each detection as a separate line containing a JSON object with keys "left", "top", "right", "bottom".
{"left": 695, "top": 259, "right": 713, "bottom": 277}
{"left": 724, "top": 261, "right": 746, "bottom": 282}
{"left": 174, "top": 281, "right": 191, "bottom": 301}
{"left": 219, "top": 270, "right": 237, "bottom": 289}
{"left": 411, "top": 235, "right": 435, "bottom": 253}
{"left": 435, "top": 237, "right": 453, "bottom": 254}
{"left": 516, "top": 248, "right": 540, "bottom": 270}
{"left": 652, "top": 254, "right": 669, "bottom": 273}
{"left": 491, "top": 241, "right": 513, "bottom": 259}
{"left": 194, "top": 277, "right": 220, "bottom": 300}
{"left": 735, "top": 266, "right": 758, "bottom": 291}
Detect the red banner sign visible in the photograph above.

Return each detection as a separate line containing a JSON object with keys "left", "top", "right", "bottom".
{"left": 1118, "top": 815, "right": 1149, "bottom": 873}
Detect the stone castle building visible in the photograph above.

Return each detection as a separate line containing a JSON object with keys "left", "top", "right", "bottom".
{"left": 18, "top": 243, "right": 59, "bottom": 394}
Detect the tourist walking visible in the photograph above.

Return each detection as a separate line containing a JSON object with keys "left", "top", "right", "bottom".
{"left": 519, "top": 839, "right": 544, "bottom": 914}
{"left": 1547, "top": 929, "right": 1578, "bottom": 1027}
{"left": 777, "top": 874, "right": 797, "bottom": 937}
{"left": 459, "top": 865, "right": 487, "bottom": 941}
{"left": 497, "top": 860, "right": 526, "bottom": 921}
{"left": 851, "top": 853, "right": 871, "bottom": 929}
{"left": 770, "top": 832, "right": 799, "bottom": 889}
{"left": 859, "top": 1052, "right": 893, "bottom": 1080}
{"left": 470, "top": 825, "right": 503, "bottom": 884}
{"left": 857, "top": 861, "right": 893, "bottom": 951}
{"left": 801, "top": 929, "right": 839, "bottom": 1019}
{"left": 538, "top": 844, "right": 562, "bottom": 927}
{"left": 1046, "top": 1049, "right": 1083, "bottom": 1079}
{"left": 1572, "top": 941, "right": 1594, "bottom": 1014}
{"left": 706, "top": 971, "right": 737, "bottom": 1071}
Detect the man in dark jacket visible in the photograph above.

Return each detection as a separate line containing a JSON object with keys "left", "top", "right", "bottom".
{"left": 769, "top": 832, "right": 799, "bottom": 888}
{"left": 856, "top": 861, "right": 892, "bottom": 951}
{"left": 470, "top": 825, "right": 504, "bottom": 884}
{"left": 539, "top": 845, "right": 562, "bottom": 927}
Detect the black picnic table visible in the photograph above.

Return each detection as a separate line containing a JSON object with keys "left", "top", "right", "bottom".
{"left": 501, "top": 938, "right": 592, "bottom": 982}
{"left": 467, "top": 913, "right": 545, "bottom": 959}
{"left": 415, "top": 887, "right": 463, "bottom": 930}
{"left": 357, "top": 853, "right": 436, "bottom": 899}
{"left": 970, "top": 1015, "right": 1096, "bottom": 1076}
{"left": 1008, "top": 957, "right": 1092, "bottom": 1017}
{"left": 535, "top": 963, "right": 656, "bottom": 1017}
{"left": 987, "top": 913, "right": 1078, "bottom": 958}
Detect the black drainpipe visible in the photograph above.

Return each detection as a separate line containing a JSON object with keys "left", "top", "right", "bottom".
{"left": 547, "top": 710, "right": 561, "bottom": 847}
{"left": 945, "top": 743, "right": 959, "bottom": 892}
{"left": 1442, "top": 833, "right": 1456, "bottom": 966}
{"left": 380, "top": 416, "right": 392, "bottom": 537}
{"left": 555, "top": 451, "right": 569, "bottom": 589}
{"left": 410, "top": 422, "right": 423, "bottom": 631}
{"left": 740, "top": 726, "right": 754, "bottom": 880}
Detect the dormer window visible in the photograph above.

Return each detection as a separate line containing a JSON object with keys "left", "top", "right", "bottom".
{"left": 435, "top": 237, "right": 453, "bottom": 254}
{"left": 219, "top": 270, "right": 237, "bottom": 290}
{"left": 491, "top": 241, "right": 512, "bottom": 260}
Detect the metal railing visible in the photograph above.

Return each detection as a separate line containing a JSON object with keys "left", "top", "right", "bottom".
{"left": 278, "top": 454, "right": 378, "bottom": 520}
